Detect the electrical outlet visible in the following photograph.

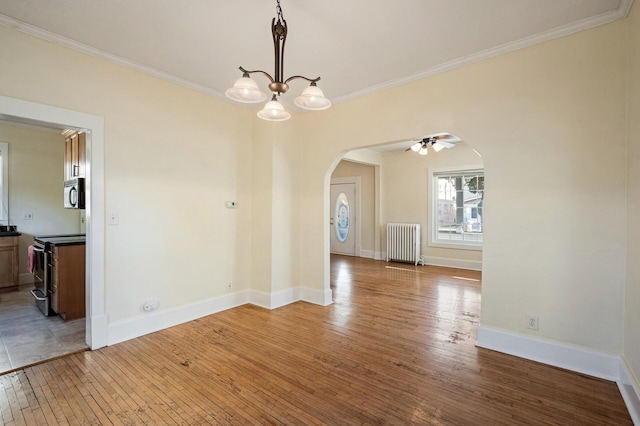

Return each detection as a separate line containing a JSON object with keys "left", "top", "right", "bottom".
{"left": 23, "top": 212, "right": 33, "bottom": 220}
{"left": 227, "top": 282, "right": 232, "bottom": 291}
{"left": 143, "top": 300, "right": 159, "bottom": 312}
{"left": 526, "top": 315, "right": 539, "bottom": 330}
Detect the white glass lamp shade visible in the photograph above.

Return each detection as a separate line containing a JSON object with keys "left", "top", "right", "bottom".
{"left": 293, "top": 85, "right": 331, "bottom": 110}
{"left": 418, "top": 146, "right": 429, "bottom": 156}
{"left": 410, "top": 142, "right": 422, "bottom": 152}
{"left": 257, "top": 99, "right": 291, "bottom": 121}
{"left": 225, "top": 77, "right": 268, "bottom": 103}
{"left": 432, "top": 141, "right": 445, "bottom": 152}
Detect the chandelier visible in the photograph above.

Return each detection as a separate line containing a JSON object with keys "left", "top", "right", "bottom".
{"left": 225, "top": 0, "right": 331, "bottom": 121}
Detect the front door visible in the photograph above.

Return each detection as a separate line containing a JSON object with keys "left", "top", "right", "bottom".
{"left": 330, "top": 182, "right": 356, "bottom": 255}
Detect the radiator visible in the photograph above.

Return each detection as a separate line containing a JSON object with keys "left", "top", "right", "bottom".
{"left": 386, "top": 223, "right": 421, "bottom": 265}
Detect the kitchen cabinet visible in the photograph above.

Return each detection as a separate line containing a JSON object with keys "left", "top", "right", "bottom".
{"left": 64, "top": 132, "right": 86, "bottom": 180}
{"left": 0, "top": 236, "right": 19, "bottom": 291}
{"left": 51, "top": 243, "right": 85, "bottom": 320}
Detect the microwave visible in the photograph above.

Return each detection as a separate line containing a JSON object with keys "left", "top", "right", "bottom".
{"left": 64, "top": 178, "right": 85, "bottom": 209}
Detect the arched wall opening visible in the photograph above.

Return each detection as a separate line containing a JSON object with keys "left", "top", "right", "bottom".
{"left": 323, "top": 140, "right": 484, "bottom": 302}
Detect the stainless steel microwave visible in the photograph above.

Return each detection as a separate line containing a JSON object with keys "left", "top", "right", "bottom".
{"left": 64, "top": 178, "right": 85, "bottom": 209}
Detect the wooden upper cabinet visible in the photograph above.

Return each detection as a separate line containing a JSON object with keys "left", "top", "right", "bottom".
{"left": 64, "top": 132, "right": 86, "bottom": 180}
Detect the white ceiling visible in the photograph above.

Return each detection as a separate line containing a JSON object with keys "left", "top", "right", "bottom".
{"left": 0, "top": 0, "right": 633, "bottom": 111}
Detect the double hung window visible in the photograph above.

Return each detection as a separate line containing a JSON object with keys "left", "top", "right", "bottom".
{"left": 431, "top": 168, "right": 484, "bottom": 249}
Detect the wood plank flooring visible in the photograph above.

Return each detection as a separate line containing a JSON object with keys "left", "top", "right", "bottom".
{"left": 0, "top": 255, "right": 632, "bottom": 424}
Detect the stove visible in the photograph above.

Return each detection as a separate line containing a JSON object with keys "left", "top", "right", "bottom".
{"left": 34, "top": 234, "right": 86, "bottom": 246}
{"left": 31, "top": 234, "right": 86, "bottom": 316}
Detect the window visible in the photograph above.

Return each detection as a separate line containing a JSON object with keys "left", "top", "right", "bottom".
{"left": 430, "top": 168, "right": 484, "bottom": 249}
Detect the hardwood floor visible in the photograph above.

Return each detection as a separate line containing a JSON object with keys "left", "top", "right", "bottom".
{"left": 0, "top": 255, "right": 632, "bottom": 424}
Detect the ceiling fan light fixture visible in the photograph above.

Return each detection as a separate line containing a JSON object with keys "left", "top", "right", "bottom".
{"left": 225, "top": 76, "right": 268, "bottom": 103}
{"left": 418, "top": 146, "right": 429, "bottom": 155}
{"left": 293, "top": 84, "right": 331, "bottom": 110}
{"left": 257, "top": 96, "right": 291, "bottom": 121}
{"left": 410, "top": 142, "right": 422, "bottom": 152}
{"left": 432, "top": 141, "right": 445, "bottom": 152}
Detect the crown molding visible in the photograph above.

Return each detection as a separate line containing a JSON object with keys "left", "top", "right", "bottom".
{"left": 1, "top": 0, "right": 634, "bottom": 107}
{"left": 332, "top": 0, "right": 635, "bottom": 104}
{"left": 0, "top": 14, "right": 227, "bottom": 101}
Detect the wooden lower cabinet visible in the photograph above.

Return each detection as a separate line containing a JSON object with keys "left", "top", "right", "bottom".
{"left": 51, "top": 244, "right": 85, "bottom": 320}
{"left": 0, "top": 236, "right": 19, "bottom": 292}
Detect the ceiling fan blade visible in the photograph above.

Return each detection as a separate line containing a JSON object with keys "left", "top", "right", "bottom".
{"left": 432, "top": 133, "right": 454, "bottom": 140}
{"left": 436, "top": 140, "right": 455, "bottom": 148}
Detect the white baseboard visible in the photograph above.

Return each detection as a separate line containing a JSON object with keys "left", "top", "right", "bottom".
{"left": 249, "top": 286, "right": 333, "bottom": 308}
{"left": 618, "top": 358, "right": 640, "bottom": 425}
{"left": 422, "top": 255, "right": 482, "bottom": 271}
{"left": 108, "top": 291, "right": 250, "bottom": 345}
{"left": 249, "top": 287, "right": 300, "bottom": 310}
{"left": 108, "top": 286, "right": 333, "bottom": 346}
{"left": 88, "top": 314, "right": 108, "bottom": 350}
{"left": 477, "top": 326, "right": 640, "bottom": 424}
{"left": 301, "top": 286, "right": 333, "bottom": 306}
{"left": 360, "top": 249, "right": 375, "bottom": 259}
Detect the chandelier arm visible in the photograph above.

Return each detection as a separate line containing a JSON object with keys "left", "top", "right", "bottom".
{"left": 239, "top": 66, "right": 275, "bottom": 84}
{"left": 227, "top": 0, "right": 331, "bottom": 116}
{"left": 284, "top": 75, "right": 321, "bottom": 85}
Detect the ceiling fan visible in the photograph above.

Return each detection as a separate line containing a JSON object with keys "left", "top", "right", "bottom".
{"left": 405, "top": 132, "right": 462, "bottom": 155}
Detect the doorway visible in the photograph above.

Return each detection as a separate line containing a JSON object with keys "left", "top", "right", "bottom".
{"left": 0, "top": 94, "right": 107, "bottom": 352}
{"left": 330, "top": 181, "right": 356, "bottom": 255}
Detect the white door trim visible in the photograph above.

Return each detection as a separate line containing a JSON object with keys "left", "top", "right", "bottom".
{"left": 0, "top": 95, "right": 107, "bottom": 350}
{"left": 331, "top": 177, "right": 361, "bottom": 257}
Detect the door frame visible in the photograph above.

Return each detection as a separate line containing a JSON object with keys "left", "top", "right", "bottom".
{"left": 330, "top": 176, "right": 361, "bottom": 257}
{"left": 0, "top": 95, "right": 107, "bottom": 350}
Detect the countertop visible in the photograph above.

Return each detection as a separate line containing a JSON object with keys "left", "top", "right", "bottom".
{"left": 34, "top": 234, "right": 86, "bottom": 246}
{"left": 0, "top": 232, "right": 21, "bottom": 237}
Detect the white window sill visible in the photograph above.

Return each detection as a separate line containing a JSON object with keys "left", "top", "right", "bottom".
{"left": 429, "top": 241, "right": 483, "bottom": 251}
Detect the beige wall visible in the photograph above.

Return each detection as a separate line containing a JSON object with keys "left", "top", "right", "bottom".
{"left": 331, "top": 160, "right": 376, "bottom": 256}
{"left": 625, "top": 2, "right": 640, "bottom": 387}
{"left": 0, "top": 25, "right": 253, "bottom": 322}
{"left": 297, "top": 19, "right": 627, "bottom": 356}
{"left": 380, "top": 144, "right": 483, "bottom": 264}
{"left": 0, "top": 124, "right": 81, "bottom": 277}
{"left": 1, "top": 4, "right": 638, "bottom": 392}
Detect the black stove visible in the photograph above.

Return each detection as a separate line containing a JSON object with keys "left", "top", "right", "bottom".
{"left": 34, "top": 234, "right": 86, "bottom": 246}
{"left": 31, "top": 234, "right": 86, "bottom": 316}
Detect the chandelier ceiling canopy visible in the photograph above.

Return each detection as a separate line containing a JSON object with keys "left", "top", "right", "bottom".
{"left": 225, "top": 0, "right": 331, "bottom": 121}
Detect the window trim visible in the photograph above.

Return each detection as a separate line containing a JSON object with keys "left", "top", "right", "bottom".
{"left": 428, "top": 165, "right": 484, "bottom": 251}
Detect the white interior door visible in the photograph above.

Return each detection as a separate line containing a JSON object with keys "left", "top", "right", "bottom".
{"left": 330, "top": 183, "right": 356, "bottom": 255}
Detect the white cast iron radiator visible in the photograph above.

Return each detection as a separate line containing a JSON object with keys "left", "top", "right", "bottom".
{"left": 386, "top": 223, "right": 421, "bottom": 265}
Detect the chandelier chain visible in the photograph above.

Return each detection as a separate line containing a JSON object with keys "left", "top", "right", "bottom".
{"left": 276, "top": 0, "right": 284, "bottom": 22}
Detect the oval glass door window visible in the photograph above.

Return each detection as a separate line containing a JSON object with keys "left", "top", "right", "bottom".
{"left": 334, "top": 192, "right": 350, "bottom": 242}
